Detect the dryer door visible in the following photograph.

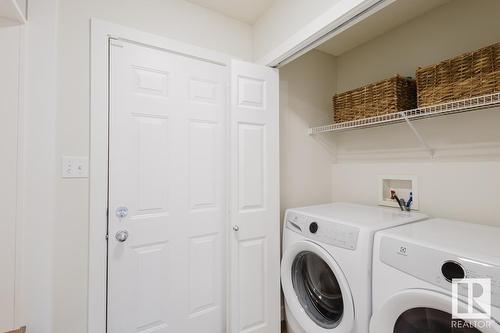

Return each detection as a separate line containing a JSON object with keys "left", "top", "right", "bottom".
{"left": 370, "top": 289, "right": 500, "bottom": 333}
{"left": 281, "top": 240, "right": 354, "bottom": 333}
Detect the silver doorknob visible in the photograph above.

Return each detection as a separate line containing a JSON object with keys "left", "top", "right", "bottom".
{"left": 233, "top": 225, "right": 239, "bottom": 231}
{"left": 115, "top": 230, "right": 129, "bottom": 242}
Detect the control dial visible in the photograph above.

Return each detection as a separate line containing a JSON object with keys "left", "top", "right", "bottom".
{"left": 442, "top": 261, "right": 465, "bottom": 282}
{"left": 309, "top": 222, "right": 318, "bottom": 234}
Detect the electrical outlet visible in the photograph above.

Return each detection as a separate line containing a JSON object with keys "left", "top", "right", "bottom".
{"left": 61, "top": 156, "right": 89, "bottom": 178}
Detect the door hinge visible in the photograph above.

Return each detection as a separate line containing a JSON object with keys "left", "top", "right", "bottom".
{"left": 105, "top": 234, "right": 109, "bottom": 240}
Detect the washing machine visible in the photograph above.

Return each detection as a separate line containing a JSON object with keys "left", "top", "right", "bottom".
{"left": 370, "top": 218, "right": 500, "bottom": 333}
{"left": 281, "top": 203, "right": 427, "bottom": 333}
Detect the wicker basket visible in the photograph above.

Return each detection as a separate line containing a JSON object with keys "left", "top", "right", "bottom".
{"left": 332, "top": 75, "right": 416, "bottom": 123}
{"left": 416, "top": 42, "right": 500, "bottom": 107}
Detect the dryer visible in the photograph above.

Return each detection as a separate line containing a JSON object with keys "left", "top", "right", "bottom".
{"left": 370, "top": 218, "right": 500, "bottom": 333}
{"left": 281, "top": 203, "right": 427, "bottom": 333}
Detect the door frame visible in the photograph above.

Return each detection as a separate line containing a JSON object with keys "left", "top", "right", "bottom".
{"left": 256, "top": 0, "right": 394, "bottom": 67}
{"left": 89, "top": 19, "right": 231, "bottom": 333}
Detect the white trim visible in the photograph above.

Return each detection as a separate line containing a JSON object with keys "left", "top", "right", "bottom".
{"left": 257, "top": 0, "right": 394, "bottom": 67}
{"left": 88, "top": 19, "right": 230, "bottom": 333}
{"left": 14, "top": 24, "right": 26, "bottom": 328}
{"left": 224, "top": 80, "right": 232, "bottom": 333}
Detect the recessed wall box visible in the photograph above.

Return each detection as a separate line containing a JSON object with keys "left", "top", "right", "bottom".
{"left": 378, "top": 175, "right": 418, "bottom": 210}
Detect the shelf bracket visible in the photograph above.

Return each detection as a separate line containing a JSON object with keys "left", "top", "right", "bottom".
{"left": 402, "top": 113, "right": 434, "bottom": 158}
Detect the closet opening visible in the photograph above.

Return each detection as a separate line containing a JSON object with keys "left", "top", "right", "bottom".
{"left": 279, "top": 0, "right": 500, "bottom": 226}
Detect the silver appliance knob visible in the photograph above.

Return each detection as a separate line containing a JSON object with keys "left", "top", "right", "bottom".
{"left": 115, "top": 230, "right": 129, "bottom": 242}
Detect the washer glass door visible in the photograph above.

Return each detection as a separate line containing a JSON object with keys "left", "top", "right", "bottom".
{"left": 369, "top": 289, "right": 498, "bottom": 333}
{"left": 394, "top": 307, "right": 482, "bottom": 333}
{"left": 291, "top": 251, "right": 344, "bottom": 329}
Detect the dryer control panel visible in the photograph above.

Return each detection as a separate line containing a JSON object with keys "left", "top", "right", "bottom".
{"left": 380, "top": 236, "right": 500, "bottom": 307}
{"left": 286, "top": 211, "right": 359, "bottom": 250}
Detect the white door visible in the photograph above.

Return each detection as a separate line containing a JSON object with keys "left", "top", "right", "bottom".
{"left": 229, "top": 60, "right": 280, "bottom": 333}
{"left": 108, "top": 40, "right": 227, "bottom": 333}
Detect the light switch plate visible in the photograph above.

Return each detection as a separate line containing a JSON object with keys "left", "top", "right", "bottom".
{"left": 61, "top": 156, "right": 89, "bottom": 178}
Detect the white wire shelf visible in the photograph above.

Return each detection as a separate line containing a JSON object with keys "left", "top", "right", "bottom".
{"left": 308, "top": 92, "right": 500, "bottom": 135}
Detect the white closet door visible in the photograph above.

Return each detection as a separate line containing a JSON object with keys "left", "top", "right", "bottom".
{"left": 229, "top": 60, "right": 280, "bottom": 333}
{"left": 108, "top": 40, "right": 227, "bottom": 333}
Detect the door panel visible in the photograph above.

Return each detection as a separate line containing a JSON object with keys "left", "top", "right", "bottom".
{"left": 189, "top": 234, "right": 218, "bottom": 315}
{"left": 238, "top": 123, "right": 266, "bottom": 211}
{"left": 229, "top": 60, "right": 280, "bottom": 333}
{"left": 108, "top": 40, "right": 227, "bottom": 333}
{"left": 137, "top": 116, "right": 169, "bottom": 211}
{"left": 239, "top": 238, "right": 267, "bottom": 331}
{"left": 189, "top": 121, "right": 218, "bottom": 210}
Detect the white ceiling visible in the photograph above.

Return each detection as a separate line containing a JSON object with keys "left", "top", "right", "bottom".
{"left": 186, "top": 0, "right": 276, "bottom": 24}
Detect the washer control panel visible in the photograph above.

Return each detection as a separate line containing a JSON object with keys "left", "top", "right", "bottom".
{"left": 286, "top": 211, "right": 359, "bottom": 250}
{"left": 380, "top": 236, "right": 500, "bottom": 307}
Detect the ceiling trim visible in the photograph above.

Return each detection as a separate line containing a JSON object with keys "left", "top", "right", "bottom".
{"left": 257, "top": 0, "right": 396, "bottom": 67}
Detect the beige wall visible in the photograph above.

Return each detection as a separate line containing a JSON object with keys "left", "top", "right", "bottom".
{"left": 330, "top": 0, "right": 500, "bottom": 226}
{"left": 22, "top": 0, "right": 59, "bottom": 331}
{"left": 279, "top": 0, "right": 500, "bottom": 228}
{"left": 332, "top": 161, "right": 500, "bottom": 226}
{"left": 336, "top": 0, "right": 500, "bottom": 92}
{"left": 17, "top": 0, "right": 500, "bottom": 332}
{"left": 279, "top": 50, "right": 337, "bottom": 225}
